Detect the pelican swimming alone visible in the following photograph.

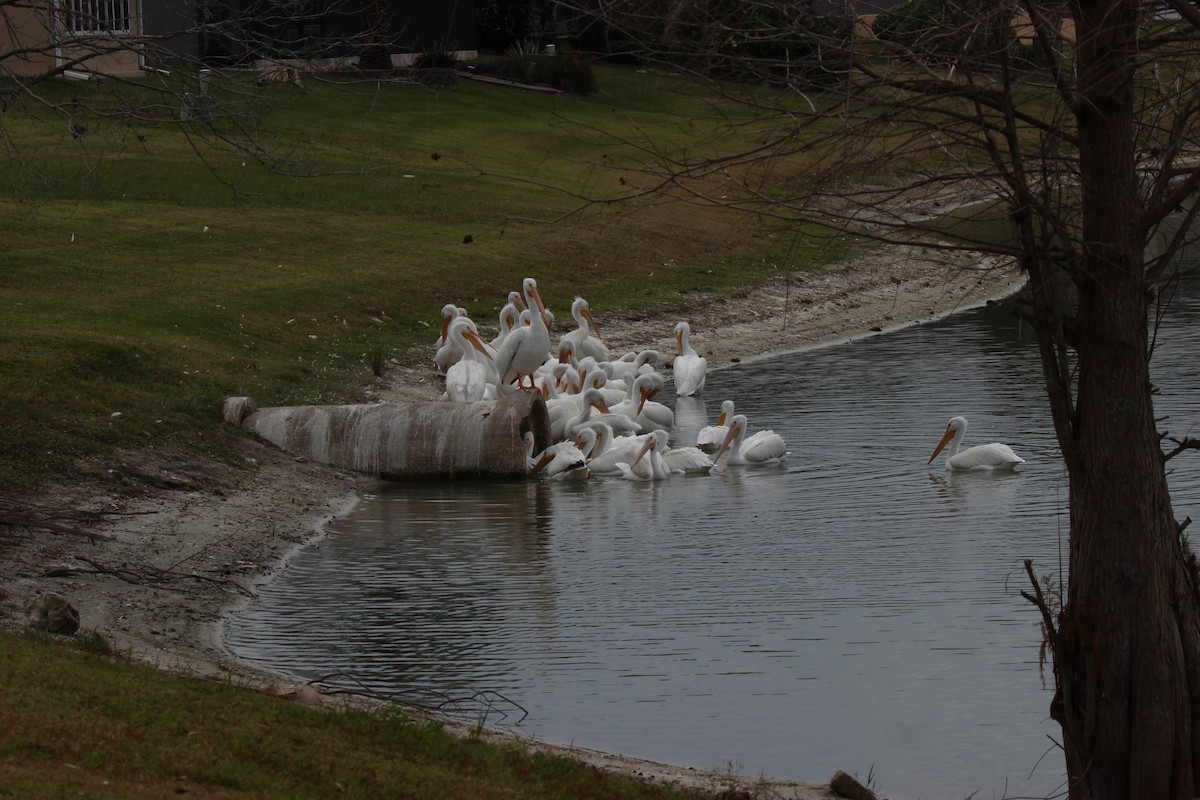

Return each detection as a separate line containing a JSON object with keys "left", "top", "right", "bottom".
{"left": 672, "top": 321, "right": 707, "bottom": 397}
{"left": 927, "top": 416, "right": 1025, "bottom": 472}
{"left": 713, "top": 414, "right": 788, "bottom": 466}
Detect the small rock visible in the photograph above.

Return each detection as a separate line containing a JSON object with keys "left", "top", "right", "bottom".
{"left": 264, "top": 681, "right": 324, "bottom": 705}
{"left": 830, "top": 769, "right": 876, "bottom": 800}
{"left": 26, "top": 592, "right": 81, "bottom": 635}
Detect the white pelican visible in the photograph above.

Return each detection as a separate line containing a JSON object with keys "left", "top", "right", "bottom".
{"left": 443, "top": 318, "right": 495, "bottom": 402}
{"left": 563, "top": 388, "right": 641, "bottom": 439}
{"left": 560, "top": 296, "right": 610, "bottom": 362}
{"left": 548, "top": 338, "right": 578, "bottom": 374}
{"left": 573, "top": 359, "right": 625, "bottom": 405}
{"left": 490, "top": 301, "right": 522, "bottom": 351}
{"left": 927, "top": 416, "right": 1025, "bottom": 472}
{"left": 433, "top": 304, "right": 465, "bottom": 374}
{"left": 577, "top": 423, "right": 638, "bottom": 476}
{"left": 492, "top": 277, "right": 552, "bottom": 392}
{"left": 609, "top": 372, "right": 674, "bottom": 433}
{"left": 713, "top": 414, "right": 788, "bottom": 466}
{"left": 695, "top": 399, "right": 735, "bottom": 452}
{"left": 545, "top": 369, "right": 620, "bottom": 439}
{"left": 528, "top": 438, "right": 588, "bottom": 478}
{"left": 659, "top": 434, "right": 715, "bottom": 474}
{"left": 616, "top": 430, "right": 674, "bottom": 481}
{"left": 605, "top": 349, "right": 658, "bottom": 388}
{"left": 672, "top": 321, "right": 707, "bottom": 397}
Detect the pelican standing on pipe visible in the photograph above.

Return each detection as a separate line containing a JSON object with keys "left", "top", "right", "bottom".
{"left": 492, "top": 277, "right": 552, "bottom": 392}
{"left": 672, "top": 321, "right": 707, "bottom": 396}
{"left": 927, "top": 416, "right": 1025, "bottom": 471}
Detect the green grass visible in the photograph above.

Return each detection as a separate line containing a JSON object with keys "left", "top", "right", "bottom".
{"left": 0, "top": 630, "right": 728, "bottom": 799}
{"left": 1, "top": 64, "right": 851, "bottom": 490}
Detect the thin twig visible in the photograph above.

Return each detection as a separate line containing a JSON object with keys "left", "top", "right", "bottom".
{"left": 47, "top": 555, "right": 254, "bottom": 596}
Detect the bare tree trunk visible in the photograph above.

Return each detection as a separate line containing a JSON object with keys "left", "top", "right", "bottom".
{"left": 357, "top": 0, "right": 392, "bottom": 70}
{"left": 1048, "top": 0, "right": 1200, "bottom": 794}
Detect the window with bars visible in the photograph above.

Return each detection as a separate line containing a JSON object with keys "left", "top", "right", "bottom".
{"left": 64, "top": 0, "right": 132, "bottom": 35}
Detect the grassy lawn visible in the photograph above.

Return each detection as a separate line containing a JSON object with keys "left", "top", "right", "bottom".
{"left": 0, "top": 630, "right": 730, "bottom": 799}
{"left": 1, "top": 64, "right": 849, "bottom": 490}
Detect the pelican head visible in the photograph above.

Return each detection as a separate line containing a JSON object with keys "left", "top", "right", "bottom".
{"left": 927, "top": 416, "right": 968, "bottom": 464}
{"left": 674, "top": 321, "right": 691, "bottom": 356}
{"left": 573, "top": 296, "right": 605, "bottom": 342}
{"left": 713, "top": 414, "right": 748, "bottom": 462}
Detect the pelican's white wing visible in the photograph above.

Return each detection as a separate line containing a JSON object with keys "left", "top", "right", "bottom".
{"left": 673, "top": 354, "right": 707, "bottom": 396}
{"left": 662, "top": 445, "right": 714, "bottom": 473}
{"left": 740, "top": 430, "right": 789, "bottom": 464}
{"left": 445, "top": 360, "right": 490, "bottom": 403}
{"left": 947, "top": 443, "right": 1025, "bottom": 472}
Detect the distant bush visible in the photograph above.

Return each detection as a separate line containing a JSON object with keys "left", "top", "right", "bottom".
{"left": 413, "top": 38, "right": 458, "bottom": 69}
{"left": 555, "top": 55, "right": 598, "bottom": 95}
{"left": 495, "top": 38, "right": 540, "bottom": 78}
{"left": 495, "top": 42, "right": 598, "bottom": 95}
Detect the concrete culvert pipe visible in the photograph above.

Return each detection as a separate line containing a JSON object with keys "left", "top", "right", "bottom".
{"left": 223, "top": 392, "right": 551, "bottom": 480}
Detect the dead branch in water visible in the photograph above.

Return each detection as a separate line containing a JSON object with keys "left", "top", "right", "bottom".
{"left": 311, "top": 671, "right": 529, "bottom": 725}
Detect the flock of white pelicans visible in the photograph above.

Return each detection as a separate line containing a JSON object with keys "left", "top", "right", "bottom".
{"left": 433, "top": 277, "right": 1025, "bottom": 480}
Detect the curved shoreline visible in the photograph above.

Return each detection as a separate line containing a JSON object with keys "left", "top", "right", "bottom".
{"left": 1, "top": 248, "right": 1023, "bottom": 799}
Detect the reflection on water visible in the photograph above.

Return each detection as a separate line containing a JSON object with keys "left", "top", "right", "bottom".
{"left": 226, "top": 280, "right": 1200, "bottom": 799}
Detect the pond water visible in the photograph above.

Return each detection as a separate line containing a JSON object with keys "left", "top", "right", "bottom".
{"left": 225, "top": 270, "right": 1200, "bottom": 799}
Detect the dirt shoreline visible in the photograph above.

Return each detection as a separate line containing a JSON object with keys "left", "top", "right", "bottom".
{"left": 1, "top": 245, "right": 1023, "bottom": 799}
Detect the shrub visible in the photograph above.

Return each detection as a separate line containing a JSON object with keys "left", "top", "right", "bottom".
{"left": 496, "top": 44, "right": 598, "bottom": 95}
{"left": 412, "top": 38, "right": 458, "bottom": 69}
{"left": 556, "top": 55, "right": 598, "bottom": 95}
